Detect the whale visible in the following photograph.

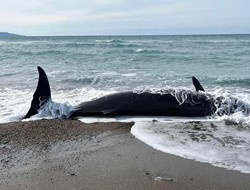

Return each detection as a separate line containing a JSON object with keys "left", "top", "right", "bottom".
{"left": 24, "top": 66, "right": 217, "bottom": 119}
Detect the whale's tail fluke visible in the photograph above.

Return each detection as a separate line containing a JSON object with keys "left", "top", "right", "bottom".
{"left": 24, "top": 66, "right": 51, "bottom": 119}
{"left": 192, "top": 76, "right": 205, "bottom": 92}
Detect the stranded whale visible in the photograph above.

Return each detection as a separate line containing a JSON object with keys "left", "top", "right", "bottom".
{"left": 69, "top": 91, "right": 216, "bottom": 118}
{"left": 24, "top": 66, "right": 217, "bottom": 119}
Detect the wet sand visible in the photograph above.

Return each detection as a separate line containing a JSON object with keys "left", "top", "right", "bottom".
{"left": 0, "top": 119, "right": 250, "bottom": 190}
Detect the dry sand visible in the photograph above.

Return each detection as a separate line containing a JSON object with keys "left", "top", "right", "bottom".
{"left": 0, "top": 119, "right": 250, "bottom": 190}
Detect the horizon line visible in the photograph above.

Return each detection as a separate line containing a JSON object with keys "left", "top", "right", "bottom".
{"left": 3, "top": 32, "right": 250, "bottom": 37}
{"left": 23, "top": 33, "right": 250, "bottom": 37}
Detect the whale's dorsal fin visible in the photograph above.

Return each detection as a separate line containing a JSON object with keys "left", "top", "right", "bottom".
{"left": 24, "top": 66, "right": 51, "bottom": 119}
{"left": 192, "top": 76, "right": 205, "bottom": 92}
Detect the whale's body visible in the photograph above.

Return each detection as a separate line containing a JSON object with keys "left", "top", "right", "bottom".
{"left": 69, "top": 91, "right": 216, "bottom": 118}
{"left": 24, "top": 67, "right": 217, "bottom": 119}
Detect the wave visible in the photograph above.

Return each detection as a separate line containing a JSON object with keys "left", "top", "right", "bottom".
{"left": 95, "top": 39, "right": 126, "bottom": 43}
{"left": 0, "top": 72, "right": 16, "bottom": 77}
{"left": 215, "top": 76, "right": 250, "bottom": 87}
{"left": 191, "top": 40, "right": 238, "bottom": 44}
{"left": 34, "top": 99, "right": 75, "bottom": 119}
{"left": 95, "top": 39, "right": 140, "bottom": 48}
{"left": 62, "top": 77, "right": 101, "bottom": 85}
{"left": 118, "top": 48, "right": 164, "bottom": 54}
{"left": 17, "top": 50, "right": 68, "bottom": 56}
{"left": 64, "top": 42, "right": 96, "bottom": 47}
{"left": 134, "top": 48, "right": 165, "bottom": 54}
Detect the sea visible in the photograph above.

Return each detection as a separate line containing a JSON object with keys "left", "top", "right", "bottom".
{"left": 0, "top": 34, "right": 250, "bottom": 173}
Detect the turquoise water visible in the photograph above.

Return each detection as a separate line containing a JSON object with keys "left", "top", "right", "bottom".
{"left": 0, "top": 35, "right": 250, "bottom": 90}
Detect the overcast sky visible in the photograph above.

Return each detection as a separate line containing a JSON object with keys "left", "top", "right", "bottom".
{"left": 0, "top": 0, "right": 249, "bottom": 36}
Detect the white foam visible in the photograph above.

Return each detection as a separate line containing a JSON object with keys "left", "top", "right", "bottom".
{"left": 0, "top": 87, "right": 117, "bottom": 123}
{"left": 78, "top": 116, "right": 210, "bottom": 123}
{"left": 0, "top": 88, "right": 32, "bottom": 123}
{"left": 136, "top": 48, "right": 145, "bottom": 52}
{"left": 212, "top": 88, "right": 250, "bottom": 127}
{"left": 131, "top": 121, "right": 250, "bottom": 173}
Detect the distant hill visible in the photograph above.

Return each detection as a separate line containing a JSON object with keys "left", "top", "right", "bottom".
{"left": 0, "top": 32, "right": 24, "bottom": 37}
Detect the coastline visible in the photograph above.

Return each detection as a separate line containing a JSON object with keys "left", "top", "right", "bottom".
{"left": 0, "top": 119, "right": 250, "bottom": 190}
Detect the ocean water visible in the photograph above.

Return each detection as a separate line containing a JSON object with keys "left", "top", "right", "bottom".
{"left": 0, "top": 35, "right": 250, "bottom": 173}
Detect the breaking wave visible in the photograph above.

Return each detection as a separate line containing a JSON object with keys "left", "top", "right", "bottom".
{"left": 34, "top": 99, "right": 75, "bottom": 119}
{"left": 95, "top": 39, "right": 126, "bottom": 43}
{"left": 215, "top": 76, "right": 250, "bottom": 87}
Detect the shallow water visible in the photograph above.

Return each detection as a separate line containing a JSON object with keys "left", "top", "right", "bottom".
{"left": 131, "top": 120, "right": 250, "bottom": 174}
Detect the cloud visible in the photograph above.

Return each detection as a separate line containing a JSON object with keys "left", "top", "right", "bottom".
{"left": 0, "top": 0, "right": 249, "bottom": 35}
{"left": 0, "top": 10, "right": 88, "bottom": 25}
{"left": 0, "top": 1, "right": 181, "bottom": 26}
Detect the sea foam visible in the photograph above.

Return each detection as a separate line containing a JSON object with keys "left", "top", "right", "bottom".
{"left": 131, "top": 121, "right": 250, "bottom": 174}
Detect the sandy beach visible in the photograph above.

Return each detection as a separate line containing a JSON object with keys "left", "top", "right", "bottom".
{"left": 0, "top": 119, "right": 250, "bottom": 190}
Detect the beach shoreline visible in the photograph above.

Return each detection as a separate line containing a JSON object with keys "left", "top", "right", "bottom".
{"left": 0, "top": 119, "right": 250, "bottom": 190}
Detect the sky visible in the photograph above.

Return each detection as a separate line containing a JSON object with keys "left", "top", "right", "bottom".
{"left": 0, "top": 0, "right": 250, "bottom": 36}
